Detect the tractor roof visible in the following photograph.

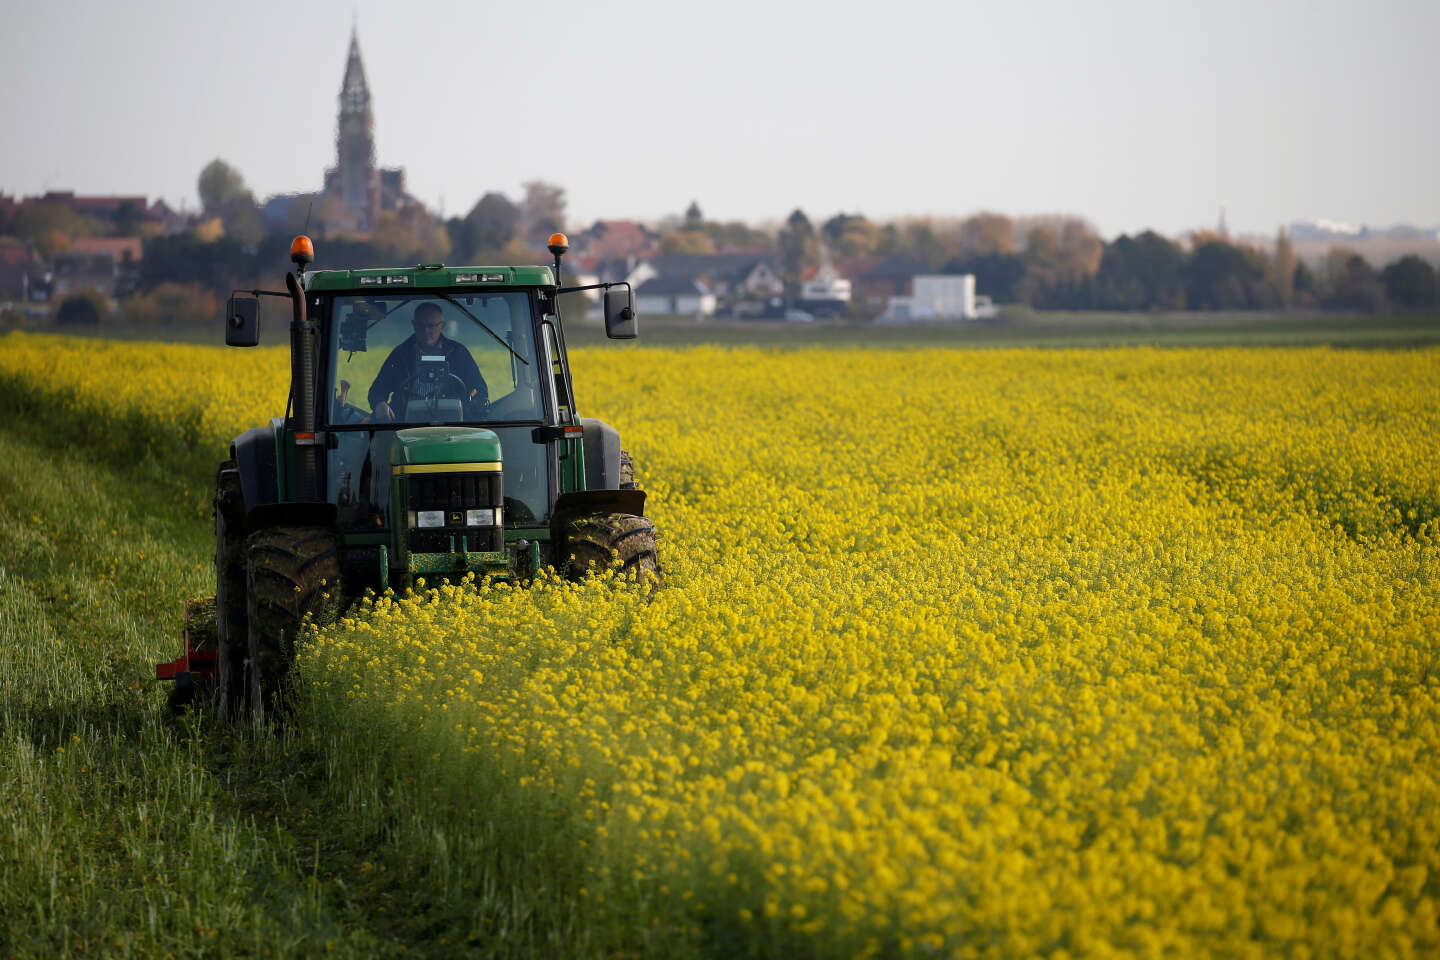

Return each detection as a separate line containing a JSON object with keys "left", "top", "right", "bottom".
{"left": 304, "top": 264, "right": 556, "bottom": 292}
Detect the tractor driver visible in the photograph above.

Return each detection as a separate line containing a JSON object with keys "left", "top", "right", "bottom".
{"left": 369, "top": 301, "right": 488, "bottom": 421}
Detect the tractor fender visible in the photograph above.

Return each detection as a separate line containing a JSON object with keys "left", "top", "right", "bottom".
{"left": 579, "top": 418, "right": 622, "bottom": 490}
{"left": 231, "top": 425, "right": 279, "bottom": 511}
{"left": 550, "top": 489, "right": 648, "bottom": 554}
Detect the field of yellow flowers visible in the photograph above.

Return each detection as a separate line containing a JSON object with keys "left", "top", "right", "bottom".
{"left": 2, "top": 332, "right": 1438, "bottom": 957}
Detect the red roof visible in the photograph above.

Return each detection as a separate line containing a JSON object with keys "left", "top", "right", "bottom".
{"left": 68, "top": 196, "right": 148, "bottom": 214}
{"left": 585, "top": 220, "right": 656, "bottom": 259}
{"left": 21, "top": 192, "right": 149, "bottom": 216}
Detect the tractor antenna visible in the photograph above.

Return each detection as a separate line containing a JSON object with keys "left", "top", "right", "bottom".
{"left": 302, "top": 197, "right": 313, "bottom": 235}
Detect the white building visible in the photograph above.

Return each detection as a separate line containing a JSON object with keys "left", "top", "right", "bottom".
{"left": 797, "top": 265, "right": 852, "bottom": 317}
{"left": 879, "top": 274, "right": 980, "bottom": 323}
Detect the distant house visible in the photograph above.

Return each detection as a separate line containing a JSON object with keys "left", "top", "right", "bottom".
{"left": 71, "top": 236, "right": 142, "bottom": 265}
{"left": 51, "top": 251, "right": 121, "bottom": 299}
{"left": 636, "top": 275, "right": 716, "bottom": 318}
{"left": 796, "top": 264, "right": 852, "bottom": 317}
{"left": 0, "top": 239, "right": 35, "bottom": 300}
{"left": 644, "top": 254, "right": 783, "bottom": 299}
{"left": 590, "top": 256, "right": 656, "bottom": 292}
{"left": 70, "top": 237, "right": 142, "bottom": 297}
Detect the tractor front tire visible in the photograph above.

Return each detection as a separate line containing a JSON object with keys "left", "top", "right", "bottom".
{"left": 213, "top": 461, "right": 248, "bottom": 719}
{"left": 561, "top": 512, "right": 661, "bottom": 585}
{"left": 244, "top": 526, "right": 342, "bottom": 725}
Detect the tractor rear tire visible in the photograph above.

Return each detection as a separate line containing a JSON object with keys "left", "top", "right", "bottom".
{"left": 213, "top": 461, "right": 248, "bottom": 719}
{"left": 561, "top": 512, "right": 661, "bottom": 585}
{"left": 244, "top": 526, "right": 342, "bottom": 725}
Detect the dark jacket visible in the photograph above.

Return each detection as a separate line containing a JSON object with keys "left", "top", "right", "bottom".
{"left": 368, "top": 334, "right": 487, "bottom": 413}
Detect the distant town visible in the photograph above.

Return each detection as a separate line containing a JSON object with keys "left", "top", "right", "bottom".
{"left": 3, "top": 30, "right": 1437, "bottom": 332}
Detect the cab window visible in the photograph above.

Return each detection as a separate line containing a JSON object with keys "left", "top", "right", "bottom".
{"left": 329, "top": 292, "right": 543, "bottom": 426}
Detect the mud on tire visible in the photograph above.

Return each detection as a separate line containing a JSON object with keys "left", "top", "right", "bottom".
{"left": 245, "top": 525, "right": 342, "bottom": 724}
{"left": 619, "top": 449, "right": 638, "bottom": 490}
{"left": 561, "top": 512, "right": 661, "bottom": 584}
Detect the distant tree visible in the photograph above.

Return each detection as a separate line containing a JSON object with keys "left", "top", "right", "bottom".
{"left": 958, "top": 212, "right": 1016, "bottom": 256}
{"left": 198, "top": 159, "right": 250, "bottom": 215}
{"left": 821, "top": 214, "right": 882, "bottom": 259}
{"left": 197, "top": 159, "right": 261, "bottom": 247}
{"left": 820, "top": 213, "right": 861, "bottom": 247}
{"left": 1292, "top": 260, "right": 1319, "bottom": 305}
{"left": 14, "top": 202, "right": 98, "bottom": 255}
{"left": 375, "top": 206, "right": 451, "bottom": 264}
{"left": 517, "top": 181, "right": 566, "bottom": 244}
{"left": 899, "top": 220, "right": 948, "bottom": 270}
{"left": 1270, "top": 228, "right": 1296, "bottom": 308}
{"left": 35, "top": 228, "right": 74, "bottom": 260}
{"left": 660, "top": 230, "right": 715, "bottom": 255}
{"left": 55, "top": 290, "right": 108, "bottom": 326}
{"left": 943, "top": 252, "right": 1028, "bottom": 303}
{"left": 1094, "top": 231, "right": 1186, "bottom": 310}
{"left": 458, "top": 192, "right": 518, "bottom": 261}
{"left": 1184, "top": 240, "right": 1276, "bottom": 310}
{"left": 140, "top": 233, "right": 253, "bottom": 293}
{"left": 193, "top": 217, "right": 226, "bottom": 244}
{"left": 683, "top": 201, "right": 704, "bottom": 231}
{"left": 703, "top": 220, "right": 773, "bottom": 252}
{"left": 1057, "top": 220, "right": 1105, "bottom": 280}
{"left": 1018, "top": 226, "right": 1061, "bottom": 305}
{"left": 874, "top": 223, "right": 901, "bottom": 257}
{"left": 1014, "top": 217, "right": 1105, "bottom": 307}
{"left": 777, "top": 209, "right": 817, "bottom": 286}
{"left": 112, "top": 200, "right": 144, "bottom": 237}
{"left": 1322, "top": 250, "right": 1385, "bottom": 311}
{"left": 1381, "top": 255, "right": 1437, "bottom": 309}
{"left": 223, "top": 202, "right": 263, "bottom": 248}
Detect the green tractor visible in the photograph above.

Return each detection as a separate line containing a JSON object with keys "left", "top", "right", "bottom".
{"left": 157, "top": 233, "right": 658, "bottom": 721}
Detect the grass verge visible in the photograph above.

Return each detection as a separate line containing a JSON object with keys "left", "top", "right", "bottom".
{"left": 0, "top": 416, "right": 620, "bottom": 957}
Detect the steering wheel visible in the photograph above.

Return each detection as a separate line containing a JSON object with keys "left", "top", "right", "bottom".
{"left": 394, "top": 368, "right": 466, "bottom": 397}
{"left": 391, "top": 372, "right": 484, "bottom": 418}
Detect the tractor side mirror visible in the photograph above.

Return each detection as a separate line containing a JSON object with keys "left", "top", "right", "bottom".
{"left": 603, "top": 286, "right": 637, "bottom": 340}
{"left": 226, "top": 294, "right": 260, "bottom": 347}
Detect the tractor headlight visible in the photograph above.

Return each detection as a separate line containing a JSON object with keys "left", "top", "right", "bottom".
{"left": 415, "top": 510, "right": 444, "bottom": 528}
{"left": 466, "top": 507, "right": 501, "bottom": 527}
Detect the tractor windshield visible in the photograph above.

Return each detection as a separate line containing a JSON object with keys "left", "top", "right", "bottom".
{"left": 328, "top": 292, "right": 544, "bottom": 426}
{"left": 324, "top": 292, "right": 553, "bottom": 530}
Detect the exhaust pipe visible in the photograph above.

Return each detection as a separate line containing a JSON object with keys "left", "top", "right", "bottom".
{"left": 286, "top": 271, "right": 319, "bottom": 501}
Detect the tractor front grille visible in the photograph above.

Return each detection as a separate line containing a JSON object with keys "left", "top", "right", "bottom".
{"left": 405, "top": 469, "right": 504, "bottom": 555}
{"left": 407, "top": 473, "right": 502, "bottom": 512}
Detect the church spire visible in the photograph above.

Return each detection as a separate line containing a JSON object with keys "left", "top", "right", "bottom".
{"left": 340, "top": 27, "right": 370, "bottom": 115}
{"left": 333, "top": 27, "right": 377, "bottom": 229}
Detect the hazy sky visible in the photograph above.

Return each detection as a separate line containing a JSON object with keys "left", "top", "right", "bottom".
{"left": 3, "top": 0, "right": 1437, "bottom": 238}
